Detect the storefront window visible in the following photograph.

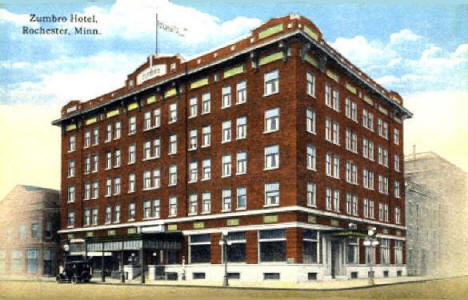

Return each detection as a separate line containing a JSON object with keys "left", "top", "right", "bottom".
{"left": 303, "top": 229, "right": 318, "bottom": 264}
{"left": 347, "top": 238, "right": 359, "bottom": 264}
{"left": 190, "top": 234, "right": 211, "bottom": 263}
{"left": 226, "top": 232, "right": 246, "bottom": 262}
{"left": 259, "top": 229, "right": 286, "bottom": 262}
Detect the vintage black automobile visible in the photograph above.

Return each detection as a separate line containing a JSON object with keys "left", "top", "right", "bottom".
{"left": 56, "top": 260, "right": 92, "bottom": 283}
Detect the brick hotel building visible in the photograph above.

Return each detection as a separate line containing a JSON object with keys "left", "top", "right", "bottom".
{"left": 52, "top": 15, "right": 412, "bottom": 282}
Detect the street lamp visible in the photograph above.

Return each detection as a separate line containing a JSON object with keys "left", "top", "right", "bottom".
{"left": 220, "top": 230, "right": 232, "bottom": 287}
{"left": 364, "top": 227, "right": 379, "bottom": 286}
{"left": 62, "top": 243, "right": 70, "bottom": 273}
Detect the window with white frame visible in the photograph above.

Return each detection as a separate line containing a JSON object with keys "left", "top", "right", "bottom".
{"left": 347, "top": 237, "right": 359, "bottom": 264}
{"left": 265, "top": 108, "right": 279, "bottom": 132}
{"left": 202, "top": 192, "right": 211, "bottom": 213}
{"left": 363, "top": 198, "right": 369, "bottom": 218}
{"left": 153, "top": 169, "right": 161, "bottom": 188}
{"left": 144, "top": 111, "right": 151, "bottom": 129}
{"left": 113, "top": 177, "right": 121, "bottom": 195}
{"left": 202, "top": 159, "right": 211, "bottom": 180}
{"left": 105, "top": 151, "right": 112, "bottom": 169}
{"left": 326, "top": 153, "right": 332, "bottom": 177}
{"left": 346, "top": 129, "right": 357, "bottom": 153}
{"left": 68, "top": 160, "right": 75, "bottom": 177}
{"left": 326, "top": 188, "right": 332, "bottom": 211}
{"left": 306, "top": 72, "right": 316, "bottom": 97}
{"left": 128, "top": 203, "right": 136, "bottom": 221}
{"left": 236, "top": 151, "right": 247, "bottom": 175}
{"left": 153, "top": 138, "right": 160, "bottom": 158}
{"left": 395, "top": 207, "right": 401, "bottom": 224}
{"left": 332, "top": 88, "right": 340, "bottom": 111}
{"left": 394, "top": 240, "right": 403, "bottom": 264}
{"left": 114, "top": 205, "right": 121, "bottom": 223}
{"left": 369, "top": 199, "right": 375, "bottom": 219}
{"left": 143, "top": 200, "right": 151, "bottom": 219}
{"left": 265, "top": 182, "right": 279, "bottom": 206}
{"left": 68, "top": 186, "right": 75, "bottom": 203}
{"left": 333, "top": 189, "right": 340, "bottom": 212}
{"left": 222, "top": 86, "right": 232, "bottom": 108}
{"left": 84, "top": 156, "right": 91, "bottom": 174}
{"left": 222, "top": 189, "right": 232, "bottom": 211}
{"left": 264, "top": 69, "right": 279, "bottom": 96}
{"left": 128, "top": 144, "right": 136, "bottom": 164}
{"left": 369, "top": 140, "right": 374, "bottom": 160}
{"left": 333, "top": 154, "right": 340, "bottom": 178}
{"left": 190, "top": 234, "right": 211, "bottom": 263}
{"left": 189, "top": 194, "right": 198, "bottom": 215}
{"left": 394, "top": 154, "right": 400, "bottom": 172}
{"left": 332, "top": 121, "right": 340, "bottom": 145}
{"left": 128, "top": 173, "right": 136, "bottom": 193}
{"left": 169, "top": 196, "right": 177, "bottom": 217}
{"left": 189, "top": 129, "right": 197, "bottom": 150}
{"left": 114, "top": 149, "right": 121, "bottom": 167}
{"left": 169, "top": 134, "right": 177, "bottom": 154}
{"left": 189, "top": 161, "right": 198, "bottom": 182}
{"left": 259, "top": 229, "right": 286, "bottom": 262}
{"left": 393, "top": 128, "right": 400, "bottom": 145}
{"left": 264, "top": 145, "right": 279, "bottom": 170}
{"left": 380, "top": 239, "right": 390, "bottom": 264}
{"left": 115, "top": 121, "right": 121, "bottom": 139}
{"left": 169, "top": 164, "right": 177, "bottom": 186}
{"left": 84, "top": 183, "right": 90, "bottom": 200}
{"left": 378, "top": 203, "right": 384, "bottom": 221}
{"left": 307, "top": 183, "right": 316, "bottom": 207}
{"left": 306, "top": 108, "right": 316, "bottom": 133}
{"left": 153, "top": 199, "right": 160, "bottom": 218}
{"left": 352, "top": 195, "right": 358, "bottom": 216}
{"left": 92, "top": 181, "right": 99, "bottom": 199}
{"left": 169, "top": 103, "right": 177, "bottom": 123}
{"left": 105, "top": 178, "right": 112, "bottom": 196}
{"left": 351, "top": 101, "right": 357, "bottom": 122}
{"left": 84, "top": 209, "right": 91, "bottom": 226}
{"left": 222, "top": 154, "right": 232, "bottom": 177}
{"left": 105, "top": 206, "right": 112, "bottom": 224}
{"left": 189, "top": 97, "right": 197, "bottom": 118}
{"left": 106, "top": 124, "right": 112, "bottom": 142}
{"left": 307, "top": 145, "right": 316, "bottom": 170}
{"left": 202, "top": 125, "right": 211, "bottom": 147}
{"left": 303, "top": 229, "right": 318, "bottom": 263}
{"left": 345, "top": 161, "right": 358, "bottom": 184}
{"left": 325, "top": 118, "right": 332, "bottom": 142}
{"left": 345, "top": 98, "right": 351, "bottom": 118}
{"left": 394, "top": 181, "right": 400, "bottom": 198}
{"left": 237, "top": 186, "right": 247, "bottom": 209}
{"left": 202, "top": 93, "right": 211, "bottom": 114}
{"left": 84, "top": 131, "right": 91, "bottom": 148}
{"left": 68, "top": 211, "right": 75, "bottom": 227}
{"left": 92, "top": 155, "right": 98, "bottom": 172}
{"left": 129, "top": 116, "right": 136, "bottom": 135}
{"left": 69, "top": 135, "right": 76, "bottom": 152}
{"left": 154, "top": 108, "right": 161, "bottom": 128}
{"left": 236, "top": 81, "right": 247, "bottom": 104}
{"left": 236, "top": 116, "right": 247, "bottom": 139}
{"left": 325, "top": 83, "right": 331, "bottom": 107}
{"left": 91, "top": 208, "right": 98, "bottom": 225}
{"left": 346, "top": 193, "right": 352, "bottom": 214}
{"left": 222, "top": 120, "right": 232, "bottom": 143}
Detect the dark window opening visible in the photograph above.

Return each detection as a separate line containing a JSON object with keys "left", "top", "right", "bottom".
{"left": 190, "top": 245, "right": 211, "bottom": 263}
{"left": 260, "top": 241, "right": 286, "bottom": 262}
{"left": 263, "top": 273, "right": 280, "bottom": 280}
{"left": 308, "top": 272, "right": 317, "bottom": 280}
{"left": 193, "top": 272, "right": 206, "bottom": 279}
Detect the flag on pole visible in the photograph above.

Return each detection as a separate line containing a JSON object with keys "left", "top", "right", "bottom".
{"left": 155, "top": 13, "right": 187, "bottom": 55}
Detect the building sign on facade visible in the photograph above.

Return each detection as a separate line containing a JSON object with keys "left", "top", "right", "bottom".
{"left": 136, "top": 64, "right": 167, "bottom": 85}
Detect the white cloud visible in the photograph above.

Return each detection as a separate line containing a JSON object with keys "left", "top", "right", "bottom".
{"left": 390, "top": 29, "right": 422, "bottom": 45}
{"left": 0, "top": 9, "right": 36, "bottom": 27}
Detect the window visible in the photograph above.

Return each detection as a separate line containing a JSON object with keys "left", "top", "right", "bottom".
{"left": 202, "top": 93, "right": 211, "bottom": 114}
{"left": 326, "top": 188, "right": 332, "bottom": 211}
{"left": 128, "top": 203, "right": 136, "bottom": 220}
{"left": 84, "top": 156, "right": 91, "bottom": 174}
{"left": 92, "top": 181, "right": 99, "bottom": 199}
{"left": 325, "top": 153, "right": 332, "bottom": 177}
{"left": 143, "top": 200, "right": 151, "bottom": 219}
{"left": 222, "top": 120, "right": 232, "bottom": 143}
{"left": 265, "top": 182, "right": 279, "bottom": 206}
{"left": 105, "top": 206, "right": 112, "bottom": 224}
{"left": 189, "top": 161, "right": 198, "bottom": 182}
{"left": 129, "top": 116, "right": 136, "bottom": 135}
{"left": 190, "top": 234, "right": 211, "bottom": 263}
{"left": 332, "top": 121, "right": 340, "bottom": 145}
{"left": 225, "top": 232, "right": 247, "bottom": 263}
{"left": 265, "top": 108, "right": 279, "bottom": 132}
{"left": 325, "top": 118, "right": 332, "bottom": 142}
{"left": 368, "top": 140, "right": 374, "bottom": 160}
{"left": 189, "top": 194, "right": 198, "bottom": 215}
{"left": 106, "top": 124, "right": 112, "bottom": 141}
{"left": 307, "top": 145, "right": 316, "bottom": 170}
{"left": 143, "top": 171, "right": 152, "bottom": 189}
{"left": 347, "top": 238, "right": 359, "bottom": 264}
{"left": 333, "top": 155, "right": 340, "bottom": 178}
{"left": 202, "top": 192, "right": 211, "bottom": 213}
{"left": 169, "top": 134, "right": 177, "bottom": 154}
{"left": 169, "top": 164, "right": 177, "bottom": 186}
{"left": 307, "top": 183, "right": 316, "bottom": 207}
{"left": 346, "top": 161, "right": 358, "bottom": 184}
{"left": 325, "top": 83, "right": 331, "bottom": 107}
{"left": 115, "top": 121, "right": 121, "bottom": 139}
{"left": 222, "top": 86, "right": 232, "bottom": 108}
{"left": 114, "top": 205, "right": 121, "bottom": 223}
{"left": 67, "top": 186, "right": 75, "bottom": 203}
{"left": 189, "top": 97, "right": 197, "bottom": 118}
{"left": 222, "top": 154, "right": 232, "bottom": 177}
{"left": 92, "top": 155, "right": 98, "bottom": 172}
{"left": 222, "top": 189, "right": 232, "bottom": 211}
{"left": 363, "top": 109, "right": 374, "bottom": 131}
{"left": 259, "top": 229, "right": 286, "bottom": 262}
{"left": 154, "top": 108, "right": 161, "bottom": 128}
{"left": 394, "top": 128, "right": 400, "bottom": 145}
{"left": 84, "top": 131, "right": 91, "bottom": 148}
{"left": 306, "top": 72, "right": 315, "bottom": 97}
{"left": 153, "top": 169, "right": 161, "bottom": 188}
{"left": 380, "top": 239, "right": 390, "bottom": 264}
{"left": 351, "top": 101, "right": 357, "bottom": 121}
{"left": 169, "top": 103, "right": 177, "bottom": 123}
{"left": 394, "top": 181, "right": 400, "bottom": 198}
{"left": 394, "top": 240, "right": 403, "bottom": 264}
{"left": 202, "top": 125, "right": 211, "bottom": 147}
{"left": 202, "top": 159, "right": 211, "bottom": 180}
{"left": 264, "top": 145, "right": 279, "bottom": 170}
{"left": 332, "top": 88, "right": 340, "bottom": 111}
{"left": 237, "top": 186, "right": 247, "bottom": 209}
{"left": 369, "top": 199, "right": 375, "bottom": 219}
{"left": 106, "top": 152, "right": 112, "bottom": 169}
{"left": 92, "top": 208, "right": 98, "bottom": 225}
{"left": 26, "top": 248, "right": 38, "bottom": 274}
{"left": 128, "top": 173, "right": 136, "bottom": 193}
{"left": 69, "top": 135, "right": 76, "bottom": 152}
{"left": 395, "top": 207, "right": 401, "bottom": 224}
{"left": 68, "top": 211, "right": 75, "bottom": 227}
{"left": 333, "top": 189, "right": 340, "bottom": 212}
{"left": 378, "top": 175, "right": 389, "bottom": 194}
{"left": 264, "top": 69, "right": 279, "bottom": 96}
{"left": 236, "top": 116, "right": 247, "bottom": 139}
{"left": 345, "top": 129, "right": 357, "bottom": 153}
{"left": 236, "top": 151, "right": 247, "bottom": 175}
{"left": 106, "top": 178, "right": 112, "bottom": 196}
{"left": 114, "top": 149, "right": 121, "bottom": 167}
{"left": 303, "top": 229, "right": 318, "bottom": 263}
{"left": 236, "top": 81, "right": 247, "bottom": 104}
{"left": 189, "top": 129, "right": 197, "bottom": 150}
{"left": 378, "top": 119, "right": 388, "bottom": 139}
{"left": 394, "top": 154, "right": 400, "bottom": 172}
{"left": 306, "top": 108, "right": 316, "bottom": 133}
{"left": 31, "top": 223, "right": 39, "bottom": 238}
{"left": 363, "top": 169, "right": 374, "bottom": 190}
{"left": 153, "top": 138, "right": 160, "bottom": 158}
{"left": 19, "top": 224, "right": 26, "bottom": 239}
{"left": 363, "top": 198, "right": 369, "bottom": 218}
{"left": 345, "top": 194, "right": 353, "bottom": 214}
{"left": 352, "top": 195, "right": 358, "bottom": 216}
{"left": 143, "top": 141, "right": 151, "bottom": 159}
{"left": 114, "top": 177, "right": 121, "bottom": 195}
{"left": 153, "top": 199, "right": 160, "bottom": 218}
{"left": 144, "top": 111, "right": 151, "bottom": 129}
{"left": 68, "top": 160, "right": 75, "bottom": 177}
{"left": 378, "top": 203, "right": 384, "bottom": 221}
{"left": 84, "top": 183, "right": 90, "bottom": 200}
{"left": 169, "top": 196, "right": 177, "bottom": 217}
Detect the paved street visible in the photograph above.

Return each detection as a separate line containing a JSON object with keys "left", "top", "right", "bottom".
{"left": 0, "top": 277, "right": 467, "bottom": 300}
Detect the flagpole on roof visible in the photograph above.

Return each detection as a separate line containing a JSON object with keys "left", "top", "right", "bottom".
{"left": 155, "top": 13, "right": 159, "bottom": 55}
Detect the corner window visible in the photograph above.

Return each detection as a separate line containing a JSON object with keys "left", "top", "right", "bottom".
{"left": 264, "top": 70, "right": 279, "bottom": 96}
{"left": 264, "top": 182, "right": 279, "bottom": 206}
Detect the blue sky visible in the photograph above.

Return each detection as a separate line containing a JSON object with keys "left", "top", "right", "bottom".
{"left": 0, "top": 0, "right": 467, "bottom": 197}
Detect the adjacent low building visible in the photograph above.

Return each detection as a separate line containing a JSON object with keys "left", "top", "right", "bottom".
{"left": 52, "top": 14, "right": 412, "bottom": 282}
{"left": 0, "top": 185, "right": 60, "bottom": 278}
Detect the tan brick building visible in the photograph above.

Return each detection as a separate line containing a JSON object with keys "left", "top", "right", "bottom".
{"left": 0, "top": 185, "right": 60, "bottom": 278}
{"left": 52, "top": 15, "right": 412, "bottom": 282}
